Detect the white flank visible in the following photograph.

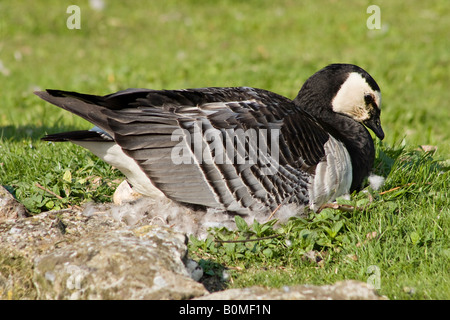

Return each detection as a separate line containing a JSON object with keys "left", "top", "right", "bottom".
{"left": 308, "top": 136, "right": 352, "bottom": 211}
{"left": 73, "top": 141, "right": 165, "bottom": 198}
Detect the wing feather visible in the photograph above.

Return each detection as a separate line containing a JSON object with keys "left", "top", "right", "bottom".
{"left": 37, "top": 87, "right": 335, "bottom": 213}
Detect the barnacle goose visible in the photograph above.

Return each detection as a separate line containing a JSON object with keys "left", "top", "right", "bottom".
{"left": 36, "top": 63, "right": 384, "bottom": 217}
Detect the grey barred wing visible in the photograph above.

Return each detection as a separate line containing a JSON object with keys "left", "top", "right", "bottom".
{"left": 104, "top": 88, "right": 330, "bottom": 214}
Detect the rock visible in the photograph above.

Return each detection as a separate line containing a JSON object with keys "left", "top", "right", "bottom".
{"left": 197, "top": 280, "right": 385, "bottom": 300}
{"left": 33, "top": 226, "right": 208, "bottom": 299}
{"left": 0, "top": 198, "right": 386, "bottom": 300}
{"left": 0, "top": 206, "right": 208, "bottom": 299}
{"left": 0, "top": 186, "right": 30, "bottom": 222}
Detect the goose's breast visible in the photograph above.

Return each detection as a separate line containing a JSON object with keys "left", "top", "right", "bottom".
{"left": 307, "top": 136, "right": 352, "bottom": 211}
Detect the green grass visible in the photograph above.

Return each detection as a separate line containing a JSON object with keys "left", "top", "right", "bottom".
{"left": 1, "top": 0, "right": 449, "bottom": 299}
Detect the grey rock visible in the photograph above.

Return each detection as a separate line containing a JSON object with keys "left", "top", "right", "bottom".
{"left": 0, "top": 206, "right": 208, "bottom": 299}
{"left": 197, "top": 280, "right": 386, "bottom": 300}
{"left": 0, "top": 186, "right": 30, "bottom": 222}
{"left": 33, "top": 226, "right": 208, "bottom": 299}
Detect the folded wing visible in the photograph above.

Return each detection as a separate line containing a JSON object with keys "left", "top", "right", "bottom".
{"left": 37, "top": 87, "right": 336, "bottom": 214}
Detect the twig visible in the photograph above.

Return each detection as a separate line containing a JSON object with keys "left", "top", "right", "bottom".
{"left": 35, "top": 182, "right": 64, "bottom": 200}
{"left": 265, "top": 197, "right": 291, "bottom": 222}
{"left": 35, "top": 182, "right": 81, "bottom": 210}
{"left": 266, "top": 203, "right": 283, "bottom": 222}
{"left": 379, "top": 183, "right": 416, "bottom": 195}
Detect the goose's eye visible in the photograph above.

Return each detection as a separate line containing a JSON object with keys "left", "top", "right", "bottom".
{"left": 364, "top": 94, "right": 374, "bottom": 105}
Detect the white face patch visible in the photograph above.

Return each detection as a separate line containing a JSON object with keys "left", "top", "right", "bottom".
{"left": 331, "top": 72, "right": 381, "bottom": 122}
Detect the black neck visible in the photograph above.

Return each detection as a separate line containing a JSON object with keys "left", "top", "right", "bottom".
{"left": 323, "top": 112, "right": 375, "bottom": 191}
{"left": 293, "top": 78, "right": 376, "bottom": 191}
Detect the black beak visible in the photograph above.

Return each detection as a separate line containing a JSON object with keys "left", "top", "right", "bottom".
{"left": 364, "top": 117, "right": 385, "bottom": 140}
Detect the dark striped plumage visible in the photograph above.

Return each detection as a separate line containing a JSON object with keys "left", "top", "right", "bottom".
{"left": 36, "top": 64, "right": 384, "bottom": 216}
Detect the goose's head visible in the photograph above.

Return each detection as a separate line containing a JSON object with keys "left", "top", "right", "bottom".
{"left": 294, "top": 63, "right": 384, "bottom": 140}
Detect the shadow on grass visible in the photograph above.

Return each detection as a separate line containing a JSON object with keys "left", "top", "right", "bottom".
{"left": 196, "top": 259, "right": 229, "bottom": 293}
{"left": 0, "top": 124, "right": 82, "bottom": 142}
